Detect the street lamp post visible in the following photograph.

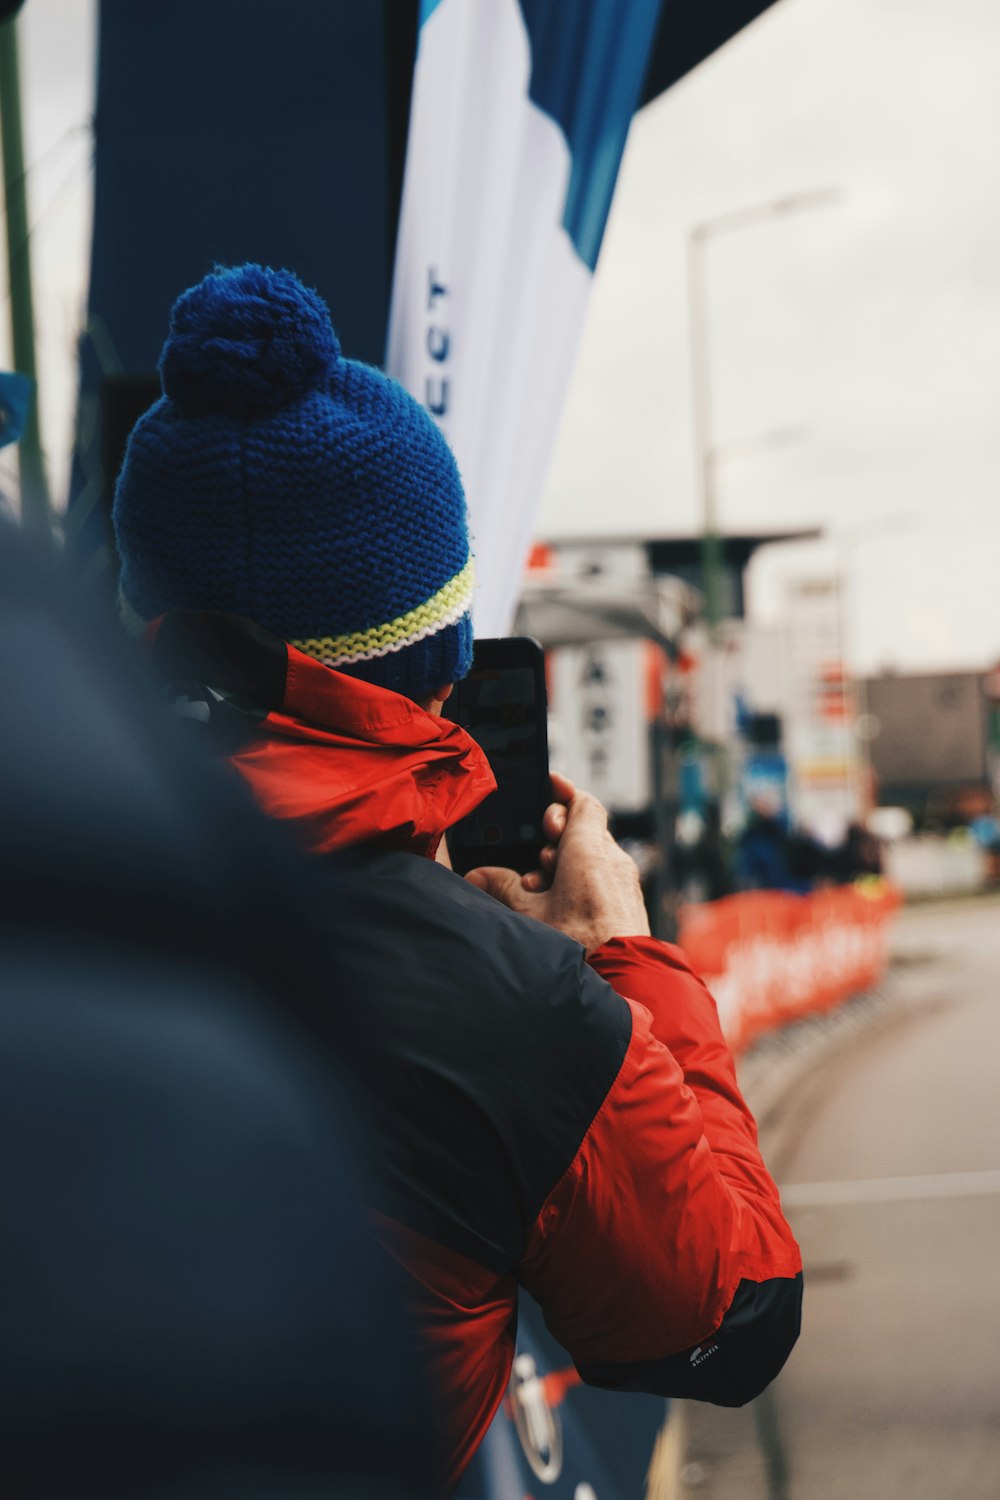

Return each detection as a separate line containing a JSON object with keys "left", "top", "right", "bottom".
{"left": 687, "top": 188, "right": 843, "bottom": 639}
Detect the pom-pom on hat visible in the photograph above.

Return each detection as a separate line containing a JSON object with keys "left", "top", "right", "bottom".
{"left": 113, "top": 263, "right": 473, "bottom": 703}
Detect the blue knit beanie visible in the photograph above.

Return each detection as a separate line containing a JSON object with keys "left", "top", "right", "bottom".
{"left": 112, "top": 263, "right": 474, "bottom": 702}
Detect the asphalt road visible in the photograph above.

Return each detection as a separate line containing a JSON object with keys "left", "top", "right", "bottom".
{"left": 678, "top": 893, "right": 1000, "bottom": 1500}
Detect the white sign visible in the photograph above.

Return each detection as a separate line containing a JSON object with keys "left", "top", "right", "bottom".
{"left": 549, "top": 640, "right": 650, "bottom": 814}
{"left": 784, "top": 576, "right": 860, "bottom": 834}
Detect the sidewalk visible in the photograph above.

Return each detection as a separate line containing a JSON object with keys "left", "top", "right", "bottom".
{"left": 736, "top": 891, "right": 995, "bottom": 1127}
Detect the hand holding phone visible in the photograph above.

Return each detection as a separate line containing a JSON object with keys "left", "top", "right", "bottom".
{"left": 464, "top": 773, "right": 651, "bottom": 955}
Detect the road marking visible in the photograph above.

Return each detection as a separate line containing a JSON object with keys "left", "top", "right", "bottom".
{"left": 781, "top": 1169, "right": 1000, "bottom": 1207}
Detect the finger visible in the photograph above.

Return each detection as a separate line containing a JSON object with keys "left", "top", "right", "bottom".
{"left": 558, "top": 786, "right": 610, "bottom": 846}
{"left": 542, "top": 801, "right": 568, "bottom": 843}
{"left": 464, "top": 865, "right": 514, "bottom": 894}
{"left": 548, "top": 770, "right": 576, "bottom": 805}
{"left": 464, "top": 865, "right": 529, "bottom": 910}
{"left": 524, "top": 850, "right": 557, "bottom": 887}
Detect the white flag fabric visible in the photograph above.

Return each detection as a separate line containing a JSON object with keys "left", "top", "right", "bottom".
{"left": 386, "top": 0, "right": 663, "bottom": 635}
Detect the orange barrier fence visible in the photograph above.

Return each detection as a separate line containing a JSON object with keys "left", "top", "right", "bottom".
{"left": 678, "top": 881, "right": 903, "bottom": 1055}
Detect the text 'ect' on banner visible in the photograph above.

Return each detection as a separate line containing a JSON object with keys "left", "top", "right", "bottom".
{"left": 386, "top": 0, "right": 664, "bottom": 635}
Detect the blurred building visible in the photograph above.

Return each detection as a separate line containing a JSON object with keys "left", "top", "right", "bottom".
{"left": 861, "top": 668, "right": 1000, "bottom": 825}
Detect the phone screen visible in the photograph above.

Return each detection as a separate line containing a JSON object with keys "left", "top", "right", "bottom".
{"left": 446, "top": 640, "right": 549, "bottom": 874}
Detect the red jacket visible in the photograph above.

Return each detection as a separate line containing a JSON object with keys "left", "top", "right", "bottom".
{"left": 149, "top": 613, "right": 803, "bottom": 1493}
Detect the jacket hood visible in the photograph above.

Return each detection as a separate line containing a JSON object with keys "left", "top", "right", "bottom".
{"left": 146, "top": 611, "right": 496, "bottom": 858}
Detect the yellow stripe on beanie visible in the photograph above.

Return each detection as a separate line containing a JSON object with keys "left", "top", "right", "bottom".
{"left": 292, "top": 557, "right": 474, "bottom": 666}
{"left": 118, "top": 557, "right": 474, "bottom": 669}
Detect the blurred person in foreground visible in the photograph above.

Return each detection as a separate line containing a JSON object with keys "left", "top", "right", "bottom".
{"left": 0, "top": 524, "right": 436, "bottom": 1499}
{"left": 113, "top": 263, "right": 803, "bottom": 1493}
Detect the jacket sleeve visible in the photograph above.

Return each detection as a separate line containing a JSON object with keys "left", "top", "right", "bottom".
{"left": 518, "top": 935, "right": 802, "bottom": 1407}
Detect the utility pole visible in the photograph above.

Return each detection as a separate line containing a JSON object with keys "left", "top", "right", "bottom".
{"left": 687, "top": 223, "right": 723, "bottom": 635}
{"left": 0, "top": 4, "right": 52, "bottom": 533}
{"left": 687, "top": 189, "right": 842, "bottom": 642}
{"left": 684, "top": 188, "right": 843, "bottom": 821}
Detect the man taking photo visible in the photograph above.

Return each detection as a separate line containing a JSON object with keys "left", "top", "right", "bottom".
{"left": 112, "top": 262, "right": 802, "bottom": 1493}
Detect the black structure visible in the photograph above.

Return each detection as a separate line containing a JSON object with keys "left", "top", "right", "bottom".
{"left": 66, "top": 0, "right": 420, "bottom": 572}
{"left": 548, "top": 531, "right": 819, "bottom": 622}
{"left": 646, "top": 531, "right": 820, "bottom": 620}
{"left": 639, "top": 0, "right": 779, "bottom": 105}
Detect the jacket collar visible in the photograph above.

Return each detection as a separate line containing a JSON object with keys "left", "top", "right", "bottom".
{"left": 147, "top": 611, "right": 495, "bottom": 858}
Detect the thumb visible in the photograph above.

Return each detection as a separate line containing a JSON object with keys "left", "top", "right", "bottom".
{"left": 465, "top": 865, "right": 527, "bottom": 911}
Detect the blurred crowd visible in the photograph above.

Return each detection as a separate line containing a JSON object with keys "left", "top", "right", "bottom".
{"left": 672, "top": 805, "right": 884, "bottom": 907}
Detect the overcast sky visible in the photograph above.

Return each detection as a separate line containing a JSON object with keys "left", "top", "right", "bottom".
{"left": 4, "top": 0, "right": 1000, "bottom": 674}
{"left": 540, "top": 0, "right": 1000, "bottom": 674}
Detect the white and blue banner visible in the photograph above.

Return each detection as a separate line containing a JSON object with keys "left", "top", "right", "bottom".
{"left": 386, "top": 0, "right": 664, "bottom": 635}
{"left": 456, "top": 1291, "right": 670, "bottom": 1500}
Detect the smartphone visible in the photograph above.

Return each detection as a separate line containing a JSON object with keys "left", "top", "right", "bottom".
{"left": 445, "top": 637, "right": 550, "bottom": 876}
